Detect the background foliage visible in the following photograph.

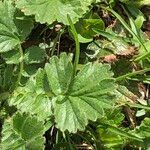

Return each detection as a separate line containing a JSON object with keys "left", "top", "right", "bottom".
{"left": 0, "top": 0, "right": 150, "bottom": 149}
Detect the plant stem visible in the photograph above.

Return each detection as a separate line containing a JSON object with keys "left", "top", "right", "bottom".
{"left": 51, "top": 32, "right": 61, "bottom": 56}
{"left": 15, "top": 45, "right": 24, "bottom": 88}
{"left": 67, "top": 14, "right": 80, "bottom": 76}
{"left": 65, "top": 131, "right": 74, "bottom": 150}
{"left": 134, "top": 51, "right": 150, "bottom": 61}
{"left": 116, "top": 68, "right": 150, "bottom": 81}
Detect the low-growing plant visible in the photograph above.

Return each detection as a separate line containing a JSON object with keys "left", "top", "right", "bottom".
{"left": 0, "top": 0, "right": 150, "bottom": 149}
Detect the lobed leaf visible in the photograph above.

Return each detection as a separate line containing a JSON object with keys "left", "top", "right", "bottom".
{"left": 45, "top": 53, "right": 116, "bottom": 133}
{"left": 0, "top": 1, "right": 20, "bottom": 52}
{"left": 1, "top": 49, "right": 21, "bottom": 64}
{"left": 138, "top": 118, "right": 150, "bottom": 138}
{"left": 9, "top": 69, "right": 52, "bottom": 121}
{"left": 76, "top": 18, "right": 105, "bottom": 43}
{"left": 0, "top": 1, "right": 33, "bottom": 52}
{"left": 16, "top": 0, "right": 96, "bottom": 25}
{"left": 8, "top": 53, "right": 116, "bottom": 133}
{"left": 1, "top": 113, "right": 45, "bottom": 150}
{"left": 24, "top": 46, "right": 46, "bottom": 64}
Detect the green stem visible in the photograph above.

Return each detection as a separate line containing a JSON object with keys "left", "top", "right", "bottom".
{"left": 126, "top": 102, "right": 150, "bottom": 110}
{"left": 134, "top": 51, "right": 150, "bottom": 61}
{"left": 65, "top": 131, "right": 74, "bottom": 150}
{"left": 67, "top": 14, "right": 80, "bottom": 76}
{"left": 15, "top": 45, "right": 24, "bottom": 88}
{"left": 116, "top": 68, "right": 150, "bottom": 81}
{"left": 51, "top": 32, "right": 61, "bottom": 56}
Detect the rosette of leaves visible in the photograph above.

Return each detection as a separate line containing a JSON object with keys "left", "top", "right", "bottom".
{"left": 9, "top": 52, "right": 116, "bottom": 133}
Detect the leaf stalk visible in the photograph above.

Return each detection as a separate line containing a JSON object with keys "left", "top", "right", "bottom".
{"left": 67, "top": 15, "right": 80, "bottom": 76}
{"left": 116, "top": 68, "right": 150, "bottom": 81}
{"left": 15, "top": 45, "right": 24, "bottom": 88}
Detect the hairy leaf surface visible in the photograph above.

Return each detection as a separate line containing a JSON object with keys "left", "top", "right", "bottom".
{"left": 1, "top": 49, "right": 21, "bottom": 64}
{"left": 45, "top": 53, "right": 116, "bottom": 132}
{"left": 16, "top": 0, "right": 95, "bottom": 24}
{"left": 0, "top": 1, "right": 33, "bottom": 52}
{"left": 138, "top": 118, "right": 150, "bottom": 138}
{"left": 1, "top": 113, "right": 45, "bottom": 150}
{"left": 0, "top": 1, "right": 19, "bottom": 52}
{"left": 24, "top": 46, "right": 46, "bottom": 64}
{"left": 9, "top": 69, "right": 52, "bottom": 120}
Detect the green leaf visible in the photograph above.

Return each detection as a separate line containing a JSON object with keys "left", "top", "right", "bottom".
{"left": 95, "top": 109, "right": 125, "bottom": 149}
{"left": 24, "top": 46, "right": 46, "bottom": 64}
{"left": 16, "top": 0, "right": 95, "bottom": 25}
{"left": 130, "top": 118, "right": 150, "bottom": 149}
{"left": 98, "top": 122, "right": 142, "bottom": 142}
{"left": 45, "top": 53, "right": 116, "bottom": 133}
{"left": 105, "top": 7, "right": 148, "bottom": 56}
{"left": 14, "top": 10, "right": 34, "bottom": 41}
{"left": 121, "top": 0, "right": 150, "bottom": 7}
{"left": 22, "top": 64, "right": 41, "bottom": 77}
{"left": 96, "top": 108, "right": 142, "bottom": 149}
{"left": 1, "top": 49, "right": 21, "bottom": 64}
{"left": 1, "top": 113, "right": 45, "bottom": 150}
{"left": 138, "top": 0, "right": 150, "bottom": 6}
{"left": 45, "top": 53, "right": 73, "bottom": 95}
{"left": 97, "top": 121, "right": 143, "bottom": 150}
{"left": 139, "top": 118, "right": 150, "bottom": 138}
{"left": 0, "top": 65, "right": 14, "bottom": 89}
{"left": 0, "top": 1, "right": 33, "bottom": 52}
{"left": 9, "top": 69, "right": 52, "bottom": 121}
{"left": 0, "top": 1, "right": 20, "bottom": 52}
{"left": 126, "top": 5, "right": 145, "bottom": 29}
{"left": 105, "top": 109, "right": 125, "bottom": 126}
{"left": 106, "top": 125, "right": 142, "bottom": 141}
{"left": 97, "top": 126, "right": 124, "bottom": 149}
{"left": 139, "top": 40, "right": 150, "bottom": 55}
{"left": 76, "top": 18, "right": 105, "bottom": 43}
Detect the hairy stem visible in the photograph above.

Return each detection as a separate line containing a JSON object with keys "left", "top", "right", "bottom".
{"left": 134, "top": 51, "right": 150, "bottom": 61}
{"left": 116, "top": 68, "right": 150, "bottom": 81}
{"left": 51, "top": 31, "right": 62, "bottom": 56}
{"left": 15, "top": 45, "right": 24, "bottom": 88}
{"left": 67, "top": 14, "right": 80, "bottom": 76}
